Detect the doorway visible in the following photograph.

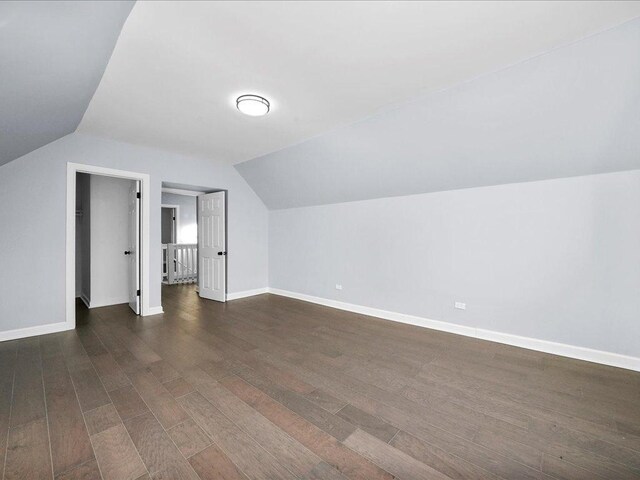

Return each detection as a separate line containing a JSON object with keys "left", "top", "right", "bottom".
{"left": 66, "top": 163, "right": 151, "bottom": 329}
{"left": 161, "top": 188, "right": 197, "bottom": 285}
{"left": 75, "top": 173, "right": 140, "bottom": 313}
{"left": 160, "top": 184, "right": 227, "bottom": 307}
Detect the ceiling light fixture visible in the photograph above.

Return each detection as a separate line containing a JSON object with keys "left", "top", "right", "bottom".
{"left": 236, "top": 94, "right": 270, "bottom": 117}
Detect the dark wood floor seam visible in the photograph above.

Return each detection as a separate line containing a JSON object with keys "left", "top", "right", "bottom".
{"left": 1, "top": 346, "right": 17, "bottom": 480}
{"left": 386, "top": 429, "right": 399, "bottom": 445}
{"left": 39, "top": 350, "right": 56, "bottom": 480}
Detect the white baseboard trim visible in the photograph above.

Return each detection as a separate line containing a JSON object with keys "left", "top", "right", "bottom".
{"left": 88, "top": 297, "right": 130, "bottom": 309}
{"left": 473, "top": 328, "right": 640, "bottom": 372}
{"left": 227, "top": 288, "right": 269, "bottom": 301}
{"left": 0, "top": 322, "right": 74, "bottom": 343}
{"left": 145, "top": 306, "right": 164, "bottom": 316}
{"left": 267, "top": 288, "right": 640, "bottom": 372}
{"left": 77, "top": 295, "right": 162, "bottom": 316}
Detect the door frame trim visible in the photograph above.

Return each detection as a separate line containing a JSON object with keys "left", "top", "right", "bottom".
{"left": 66, "top": 162, "right": 152, "bottom": 329}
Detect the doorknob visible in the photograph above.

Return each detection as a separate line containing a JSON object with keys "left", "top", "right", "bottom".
{"left": 217, "top": 251, "right": 227, "bottom": 256}
{"left": 124, "top": 250, "right": 132, "bottom": 255}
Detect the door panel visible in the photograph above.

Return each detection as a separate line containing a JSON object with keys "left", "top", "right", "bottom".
{"left": 128, "top": 181, "right": 141, "bottom": 314}
{"left": 198, "top": 192, "right": 226, "bottom": 302}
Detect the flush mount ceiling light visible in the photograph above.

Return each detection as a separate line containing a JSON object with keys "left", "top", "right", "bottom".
{"left": 236, "top": 94, "right": 270, "bottom": 116}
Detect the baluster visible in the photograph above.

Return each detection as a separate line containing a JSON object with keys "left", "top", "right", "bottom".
{"left": 168, "top": 244, "right": 175, "bottom": 284}
{"left": 183, "top": 246, "right": 187, "bottom": 283}
{"left": 176, "top": 246, "right": 181, "bottom": 283}
{"left": 193, "top": 245, "right": 197, "bottom": 281}
{"left": 190, "top": 246, "right": 194, "bottom": 282}
{"left": 175, "top": 245, "right": 180, "bottom": 283}
{"left": 187, "top": 246, "right": 192, "bottom": 282}
{"left": 183, "top": 246, "right": 188, "bottom": 283}
{"left": 184, "top": 246, "right": 188, "bottom": 283}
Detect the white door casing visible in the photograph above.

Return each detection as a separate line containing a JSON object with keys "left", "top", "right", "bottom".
{"left": 128, "top": 180, "right": 141, "bottom": 314}
{"left": 198, "top": 191, "right": 226, "bottom": 302}
{"left": 67, "top": 163, "right": 153, "bottom": 333}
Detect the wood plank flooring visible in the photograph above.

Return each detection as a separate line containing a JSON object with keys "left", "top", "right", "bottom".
{"left": 1, "top": 284, "right": 640, "bottom": 480}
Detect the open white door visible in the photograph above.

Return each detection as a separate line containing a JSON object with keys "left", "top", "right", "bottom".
{"left": 127, "top": 180, "right": 141, "bottom": 314}
{"left": 198, "top": 191, "right": 226, "bottom": 302}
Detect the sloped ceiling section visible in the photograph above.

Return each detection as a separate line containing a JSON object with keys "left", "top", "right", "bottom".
{"left": 79, "top": 1, "right": 640, "bottom": 166}
{"left": 236, "top": 17, "right": 640, "bottom": 210}
{"left": 0, "top": 0, "right": 134, "bottom": 166}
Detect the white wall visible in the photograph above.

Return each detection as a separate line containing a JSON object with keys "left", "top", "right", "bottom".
{"left": 161, "top": 192, "right": 197, "bottom": 244}
{"left": 0, "top": 133, "right": 268, "bottom": 334}
{"left": 269, "top": 170, "right": 640, "bottom": 360}
{"left": 89, "top": 175, "right": 133, "bottom": 308}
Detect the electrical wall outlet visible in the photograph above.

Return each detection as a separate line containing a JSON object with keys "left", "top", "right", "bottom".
{"left": 454, "top": 301, "right": 466, "bottom": 310}
{"left": 335, "top": 284, "right": 343, "bottom": 290}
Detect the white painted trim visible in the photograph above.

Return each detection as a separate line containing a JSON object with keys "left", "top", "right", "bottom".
{"left": 161, "top": 204, "right": 180, "bottom": 243}
{"left": 67, "top": 163, "right": 154, "bottom": 337}
{"left": 227, "top": 288, "right": 269, "bottom": 301}
{"left": 0, "top": 322, "right": 73, "bottom": 343}
{"left": 79, "top": 293, "right": 91, "bottom": 309}
{"left": 147, "top": 306, "right": 164, "bottom": 315}
{"left": 473, "top": 328, "right": 640, "bottom": 372}
{"left": 86, "top": 297, "right": 131, "bottom": 309}
{"left": 267, "top": 288, "right": 640, "bottom": 372}
{"left": 162, "top": 187, "right": 204, "bottom": 197}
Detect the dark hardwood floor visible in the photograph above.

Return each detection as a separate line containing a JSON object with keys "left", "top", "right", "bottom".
{"left": 1, "top": 284, "right": 639, "bottom": 479}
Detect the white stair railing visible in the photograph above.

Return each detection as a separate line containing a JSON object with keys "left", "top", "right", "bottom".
{"left": 163, "top": 243, "right": 198, "bottom": 284}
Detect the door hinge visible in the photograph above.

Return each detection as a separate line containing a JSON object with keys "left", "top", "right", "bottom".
{"left": 136, "top": 289, "right": 140, "bottom": 296}
{"left": 136, "top": 192, "right": 141, "bottom": 199}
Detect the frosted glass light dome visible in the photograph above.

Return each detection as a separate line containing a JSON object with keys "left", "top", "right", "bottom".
{"left": 236, "top": 94, "right": 270, "bottom": 116}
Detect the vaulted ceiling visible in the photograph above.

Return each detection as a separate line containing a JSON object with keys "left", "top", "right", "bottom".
{"left": 3, "top": 1, "right": 640, "bottom": 209}
{"left": 0, "top": 1, "right": 134, "bottom": 166}
{"left": 237, "top": 16, "right": 640, "bottom": 208}
{"left": 78, "top": 1, "right": 640, "bottom": 166}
